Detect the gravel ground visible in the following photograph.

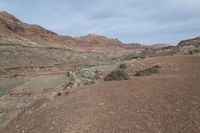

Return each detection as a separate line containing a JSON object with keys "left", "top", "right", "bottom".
{"left": 1, "top": 55, "right": 200, "bottom": 133}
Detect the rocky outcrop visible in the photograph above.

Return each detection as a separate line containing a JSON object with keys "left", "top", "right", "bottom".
{"left": 67, "top": 68, "right": 100, "bottom": 88}
{"left": 178, "top": 36, "right": 200, "bottom": 48}
{"left": 176, "top": 36, "right": 200, "bottom": 55}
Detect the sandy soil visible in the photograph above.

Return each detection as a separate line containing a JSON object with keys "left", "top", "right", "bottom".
{"left": 1, "top": 55, "right": 200, "bottom": 133}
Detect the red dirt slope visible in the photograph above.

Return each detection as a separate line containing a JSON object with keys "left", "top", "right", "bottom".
{"left": 1, "top": 55, "right": 200, "bottom": 133}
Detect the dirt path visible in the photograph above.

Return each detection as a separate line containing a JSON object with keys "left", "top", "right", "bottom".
{"left": 1, "top": 55, "right": 200, "bottom": 133}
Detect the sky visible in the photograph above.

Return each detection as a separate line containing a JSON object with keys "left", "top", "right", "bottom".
{"left": 0, "top": 0, "right": 200, "bottom": 45}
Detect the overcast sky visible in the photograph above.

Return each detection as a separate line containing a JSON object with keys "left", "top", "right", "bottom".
{"left": 0, "top": 0, "right": 200, "bottom": 44}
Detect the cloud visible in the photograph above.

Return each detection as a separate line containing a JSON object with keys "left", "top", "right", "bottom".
{"left": 0, "top": 0, "right": 200, "bottom": 44}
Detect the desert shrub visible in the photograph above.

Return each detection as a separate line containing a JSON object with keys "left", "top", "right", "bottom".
{"left": 189, "top": 51, "right": 193, "bottom": 55}
{"left": 118, "top": 64, "right": 126, "bottom": 69}
{"left": 189, "top": 49, "right": 200, "bottom": 55}
{"left": 104, "top": 70, "right": 129, "bottom": 81}
{"left": 135, "top": 65, "right": 160, "bottom": 76}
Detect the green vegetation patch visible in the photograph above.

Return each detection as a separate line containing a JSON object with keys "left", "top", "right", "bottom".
{"left": 134, "top": 65, "right": 161, "bottom": 76}
{"left": 118, "top": 64, "right": 127, "bottom": 69}
{"left": 104, "top": 69, "right": 129, "bottom": 81}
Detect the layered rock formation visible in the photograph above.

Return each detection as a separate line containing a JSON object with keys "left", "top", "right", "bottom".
{"left": 0, "top": 11, "right": 145, "bottom": 52}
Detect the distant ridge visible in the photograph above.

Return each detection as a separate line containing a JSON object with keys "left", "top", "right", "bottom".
{"left": 0, "top": 11, "right": 170, "bottom": 52}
